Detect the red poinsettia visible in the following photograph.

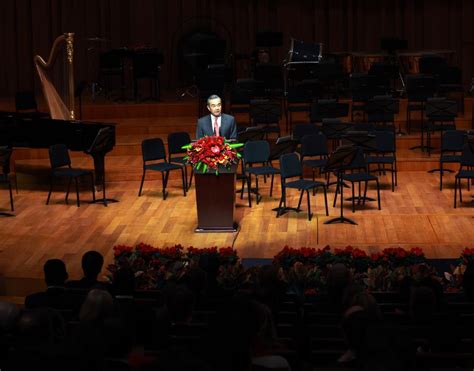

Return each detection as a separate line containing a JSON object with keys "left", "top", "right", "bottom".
{"left": 182, "top": 136, "right": 243, "bottom": 174}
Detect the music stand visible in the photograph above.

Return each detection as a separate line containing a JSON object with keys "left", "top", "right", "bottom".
{"left": 86, "top": 127, "right": 118, "bottom": 207}
{"left": 323, "top": 145, "right": 359, "bottom": 225}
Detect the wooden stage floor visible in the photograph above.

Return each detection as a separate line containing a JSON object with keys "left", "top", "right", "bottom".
{"left": 0, "top": 96, "right": 473, "bottom": 289}
{"left": 1, "top": 171, "right": 473, "bottom": 282}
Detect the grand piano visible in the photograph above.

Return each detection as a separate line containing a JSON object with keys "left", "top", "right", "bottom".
{"left": 0, "top": 112, "right": 116, "bottom": 187}
{"left": 0, "top": 32, "right": 118, "bottom": 204}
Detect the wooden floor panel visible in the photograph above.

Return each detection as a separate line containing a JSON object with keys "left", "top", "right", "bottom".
{"left": 1, "top": 171, "right": 473, "bottom": 282}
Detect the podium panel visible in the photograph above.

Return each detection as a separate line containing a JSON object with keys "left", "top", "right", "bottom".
{"left": 194, "top": 166, "right": 238, "bottom": 232}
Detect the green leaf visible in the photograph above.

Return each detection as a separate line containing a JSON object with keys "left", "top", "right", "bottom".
{"left": 181, "top": 144, "right": 192, "bottom": 149}
{"left": 202, "top": 164, "right": 207, "bottom": 173}
{"left": 215, "top": 169, "right": 219, "bottom": 175}
{"left": 196, "top": 162, "right": 202, "bottom": 170}
{"left": 229, "top": 143, "right": 244, "bottom": 149}
{"left": 236, "top": 153, "right": 242, "bottom": 158}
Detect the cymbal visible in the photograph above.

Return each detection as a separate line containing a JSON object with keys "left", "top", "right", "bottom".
{"left": 85, "top": 37, "right": 109, "bottom": 42}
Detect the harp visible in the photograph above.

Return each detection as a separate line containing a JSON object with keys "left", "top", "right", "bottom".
{"left": 34, "top": 32, "right": 75, "bottom": 120}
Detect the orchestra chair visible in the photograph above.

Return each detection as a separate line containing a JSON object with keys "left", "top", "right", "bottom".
{"left": 439, "top": 130, "right": 465, "bottom": 191}
{"left": 276, "top": 152, "right": 329, "bottom": 221}
{"left": 366, "top": 130, "right": 398, "bottom": 192}
{"left": 168, "top": 132, "right": 193, "bottom": 190}
{"left": 0, "top": 147, "right": 14, "bottom": 216}
{"left": 242, "top": 140, "right": 280, "bottom": 207}
{"left": 139, "top": 138, "right": 186, "bottom": 200}
{"left": 46, "top": 144, "right": 95, "bottom": 207}
{"left": 300, "top": 133, "right": 330, "bottom": 189}
{"left": 425, "top": 98, "right": 457, "bottom": 157}
{"left": 454, "top": 144, "right": 474, "bottom": 208}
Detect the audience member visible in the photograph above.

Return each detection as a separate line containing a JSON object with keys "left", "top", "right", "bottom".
{"left": 66, "top": 251, "right": 108, "bottom": 290}
{"left": 326, "top": 263, "right": 352, "bottom": 312}
{"left": 24, "top": 259, "right": 76, "bottom": 311}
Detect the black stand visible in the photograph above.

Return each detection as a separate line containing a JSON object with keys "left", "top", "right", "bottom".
{"left": 324, "top": 145, "right": 358, "bottom": 225}
{"left": 86, "top": 127, "right": 118, "bottom": 207}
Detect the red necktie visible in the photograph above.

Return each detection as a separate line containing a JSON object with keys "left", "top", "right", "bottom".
{"left": 214, "top": 116, "right": 219, "bottom": 136}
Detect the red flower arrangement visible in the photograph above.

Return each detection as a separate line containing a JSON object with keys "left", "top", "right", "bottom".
{"left": 461, "top": 248, "right": 474, "bottom": 264}
{"left": 371, "top": 247, "right": 426, "bottom": 268}
{"left": 187, "top": 246, "right": 239, "bottom": 266}
{"left": 182, "top": 136, "right": 243, "bottom": 174}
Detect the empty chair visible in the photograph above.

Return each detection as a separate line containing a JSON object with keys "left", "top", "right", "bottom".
{"left": 168, "top": 132, "right": 193, "bottom": 190}
{"left": 138, "top": 138, "right": 186, "bottom": 199}
{"left": 439, "top": 130, "right": 466, "bottom": 191}
{"left": 335, "top": 148, "right": 381, "bottom": 212}
{"left": 300, "top": 133, "right": 330, "bottom": 186}
{"left": 365, "top": 95, "right": 400, "bottom": 132}
{"left": 366, "top": 131, "right": 397, "bottom": 191}
{"left": 242, "top": 140, "right": 280, "bottom": 207}
{"left": 454, "top": 144, "right": 474, "bottom": 208}
{"left": 425, "top": 98, "right": 457, "bottom": 156}
{"left": 405, "top": 74, "right": 437, "bottom": 136}
{"left": 276, "top": 152, "right": 329, "bottom": 221}
{"left": 46, "top": 144, "right": 95, "bottom": 207}
{"left": 0, "top": 147, "right": 14, "bottom": 215}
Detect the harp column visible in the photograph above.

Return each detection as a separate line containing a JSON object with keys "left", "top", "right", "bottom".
{"left": 65, "top": 32, "right": 75, "bottom": 120}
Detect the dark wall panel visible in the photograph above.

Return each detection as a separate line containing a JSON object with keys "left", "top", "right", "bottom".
{"left": 0, "top": 0, "right": 473, "bottom": 95}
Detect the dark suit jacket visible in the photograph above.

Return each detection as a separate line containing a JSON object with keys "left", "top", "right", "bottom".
{"left": 196, "top": 113, "right": 237, "bottom": 140}
{"left": 24, "top": 287, "right": 77, "bottom": 311}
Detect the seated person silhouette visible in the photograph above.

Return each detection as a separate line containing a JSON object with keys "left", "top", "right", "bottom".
{"left": 66, "top": 250, "right": 109, "bottom": 290}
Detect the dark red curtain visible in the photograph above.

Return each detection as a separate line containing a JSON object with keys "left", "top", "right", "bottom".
{"left": 1, "top": 0, "right": 473, "bottom": 95}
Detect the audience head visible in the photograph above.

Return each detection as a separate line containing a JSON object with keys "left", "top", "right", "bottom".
{"left": 43, "top": 259, "right": 68, "bottom": 286}
{"left": 0, "top": 301, "right": 19, "bottom": 332}
{"left": 79, "top": 289, "right": 114, "bottom": 322}
{"left": 81, "top": 250, "right": 104, "bottom": 279}
{"left": 327, "top": 263, "right": 352, "bottom": 308}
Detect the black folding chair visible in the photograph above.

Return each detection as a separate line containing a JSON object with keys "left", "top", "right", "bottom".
{"left": 0, "top": 147, "right": 14, "bottom": 216}
{"left": 46, "top": 144, "right": 95, "bottom": 207}
{"left": 168, "top": 132, "right": 193, "bottom": 190}
{"left": 242, "top": 140, "right": 280, "bottom": 207}
{"left": 139, "top": 138, "right": 186, "bottom": 199}
{"left": 276, "top": 152, "right": 329, "bottom": 221}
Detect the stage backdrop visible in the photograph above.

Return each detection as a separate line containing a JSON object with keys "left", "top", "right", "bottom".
{"left": 1, "top": 0, "right": 473, "bottom": 95}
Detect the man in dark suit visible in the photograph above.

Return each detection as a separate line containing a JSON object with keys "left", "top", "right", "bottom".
{"left": 196, "top": 94, "right": 237, "bottom": 140}
{"left": 24, "top": 259, "right": 77, "bottom": 311}
{"left": 65, "top": 250, "right": 109, "bottom": 290}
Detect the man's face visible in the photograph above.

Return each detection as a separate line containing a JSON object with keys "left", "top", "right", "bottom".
{"left": 207, "top": 98, "right": 222, "bottom": 117}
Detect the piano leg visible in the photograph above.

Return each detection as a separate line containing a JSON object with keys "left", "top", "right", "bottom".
{"left": 90, "top": 152, "right": 118, "bottom": 207}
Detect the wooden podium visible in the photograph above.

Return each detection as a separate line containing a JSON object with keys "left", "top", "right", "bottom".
{"left": 194, "top": 165, "right": 238, "bottom": 232}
